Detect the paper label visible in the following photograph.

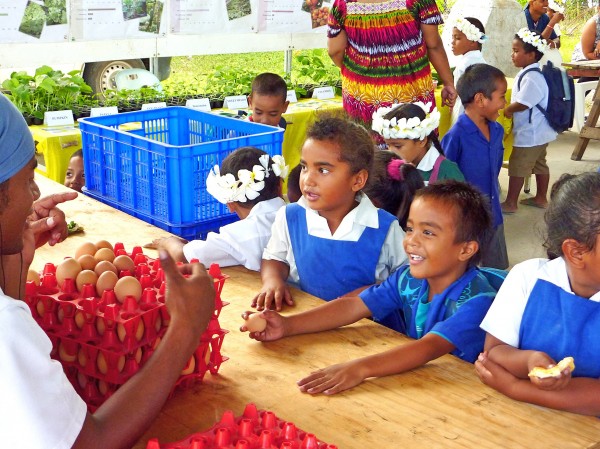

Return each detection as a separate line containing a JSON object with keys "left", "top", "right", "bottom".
{"left": 90, "top": 106, "right": 119, "bottom": 117}
{"left": 141, "top": 102, "right": 167, "bottom": 110}
{"left": 224, "top": 95, "right": 249, "bottom": 110}
{"left": 312, "top": 86, "right": 335, "bottom": 100}
{"left": 186, "top": 98, "right": 212, "bottom": 112}
{"left": 286, "top": 90, "right": 298, "bottom": 103}
{"left": 44, "top": 110, "right": 74, "bottom": 127}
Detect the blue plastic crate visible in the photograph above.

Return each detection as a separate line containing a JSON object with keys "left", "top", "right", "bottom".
{"left": 79, "top": 107, "right": 284, "bottom": 240}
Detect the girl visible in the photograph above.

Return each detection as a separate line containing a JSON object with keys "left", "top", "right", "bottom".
{"left": 64, "top": 149, "right": 85, "bottom": 193}
{"left": 501, "top": 29, "right": 556, "bottom": 214}
{"left": 244, "top": 181, "right": 506, "bottom": 395}
{"left": 372, "top": 102, "right": 464, "bottom": 184}
{"left": 158, "top": 147, "right": 288, "bottom": 271}
{"left": 363, "top": 151, "right": 424, "bottom": 230}
{"left": 477, "top": 172, "right": 600, "bottom": 415}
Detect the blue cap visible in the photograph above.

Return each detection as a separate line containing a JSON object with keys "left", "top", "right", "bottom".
{"left": 0, "top": 93, "right": 35, "bottom": 184}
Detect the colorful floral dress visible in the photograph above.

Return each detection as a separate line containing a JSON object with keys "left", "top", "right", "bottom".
{"left": 327, "top": 0, "right": 442, "bottom": 128}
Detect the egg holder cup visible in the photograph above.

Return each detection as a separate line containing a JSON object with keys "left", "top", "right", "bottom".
{"left": 146, "top": 403, "right": 338, "bottom": 449}
{"left": 25, "top": 242, "right": 229, "bottom": 409}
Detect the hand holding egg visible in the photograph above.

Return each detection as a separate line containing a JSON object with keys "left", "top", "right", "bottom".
{"left": 240, "top": 310, "right": 286, "bottom": 342}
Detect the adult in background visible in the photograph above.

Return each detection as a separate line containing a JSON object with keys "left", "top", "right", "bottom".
{"left": 524, "top": 0, "right": 563, "bottom": 49}
{"left": 327, "top": 0, "right": 456, "bottom": 141}
{"left": 571, "top": 5, "right": 600, "bottom": 63}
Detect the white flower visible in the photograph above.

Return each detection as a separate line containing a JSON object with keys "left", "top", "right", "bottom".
{"left": 453, "top": 17, "right": 486, "bottom": 44}
{"left": 271, "top": 155, "right": 289, "bottom": 179}
{"left": 372, "top": 102, "right": 440, "bottom": 141}
{"left": 548, "top": 0, "right": 564, "bottom": 14}
{"left": 517, "top": 28, "right": 549, "bottom": 54}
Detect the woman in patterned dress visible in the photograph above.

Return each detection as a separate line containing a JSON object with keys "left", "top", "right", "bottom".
{"left": 327, "top": 0, "right": 456, "bottom": 135}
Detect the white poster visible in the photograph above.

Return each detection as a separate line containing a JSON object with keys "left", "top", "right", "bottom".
{"left": 170, "top": 0, "right": 255, "bottom": 34}
{"left": 0, "top": 0, "right": 68, "bottom": 43}
{"left": 257, "top": 0, "right": 329, "bottom": 33}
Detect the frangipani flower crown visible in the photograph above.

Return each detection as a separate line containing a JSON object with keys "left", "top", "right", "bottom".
{"left": 517, "top": 28, "right": 549, "bottom": 54}
{"left": 453, "top": 17, "right": 486, "bottom": 44}
{"left": 206, "top": 154, "right": 289, "bottom": 204}
{"left": 371, "top": 102, "right": 441, "bottom": 141}
{"left": 548, "top": 0, "right": 564, "bottom": 14}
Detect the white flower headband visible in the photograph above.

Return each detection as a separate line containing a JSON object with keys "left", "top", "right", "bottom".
{"left": 453, "top": 17, "right": 486, "bottom": 44}
{"left": 371, "top": 102, "right": 441, "bottom": 141}
{"left": 206, "top": 154, "right": 289, "bottom": 204}
{"left": 548, "top": 0, "right": 564, "bottom": 14}
{"left": 517, "top": 28, "right": 549, "bottom": 54}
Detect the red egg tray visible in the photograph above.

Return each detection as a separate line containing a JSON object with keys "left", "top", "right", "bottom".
{"left": 146, "top": 403, "right": 338, "bottom": 449}
{"left": 24, "top": 242, "right": 229, "bottom": 410}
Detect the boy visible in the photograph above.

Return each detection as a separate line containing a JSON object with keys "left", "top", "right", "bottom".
{"left": 501, "top": 29, "right": 556, "bottom": 214}
{"left": 442, "top": 63, "right": 509, "bottom": 269}
{"left": 254, "top": 116, "right": 407, "bottom": 312}
{"left": 247, "top": 72, "right": 289, "bottom": 128}
{"left": 0, "top": 93, "right": 216, "bottom": 448}
{"left": 64, "top": 149, "right": 85, "bottom": 192}
{"left": 524, "top": 0, "right": 563, "bottom": 49}
{"left": 243, "top": 181, "right": 506, "bottom": 395}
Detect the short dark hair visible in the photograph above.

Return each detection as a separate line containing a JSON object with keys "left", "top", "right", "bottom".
{"left": 70, "top": 149, "right": 83, "bottom": 159}
{"left": 305, "top": 115, "right": 375, "bottom": 174}
{"left": 383, "top": 103, "right": 444, "bottom": 155}
{"left": 414, "top": 180, "right": 492, "bottom": 266}
{"left": 514, "top": 31, "right": 545, "bottom": 62}
{"left": 363, "top": 151, "right": 424, "bottom": 229}
{"left": 463, "top": 17, "right": 485, "bottom": 50}
{"left": 251, "top": 73, "right": 288, "bottom": 102}
{"left": 286, "top": 163, "right": 302, "bottom": 203}
{"left": 221, "top": 146, "right": 281, "bottom": 208}
{"left": 544, "top": 172, "right": 600, "bottom": 259}
{"left": 457, "top": 63, "right": 506, "bottom": 106}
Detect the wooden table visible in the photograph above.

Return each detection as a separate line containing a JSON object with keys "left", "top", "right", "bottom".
{"left": 32, "top": 176, "right": 600, "bottom": 449}
{"left": 563, "top": 60, "right": 600, "bottom": 161}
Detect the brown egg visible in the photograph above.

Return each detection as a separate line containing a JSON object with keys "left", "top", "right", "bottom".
{"left": 98, "top": 380, "right": 108, "bottom": 395}
{"left": 114, "top": 276, "right": 142, "bottom": 303}
{"left": 74, "top": 311, "right": 86, "bottom": 329}
{"left": 181, "top": 355, "right": 196, "bottom": 375}
{"left": 113, "top": 255, "right": 135, "bottom": 273}
{"left": 244, "top": 313, "right": 267, "bottom": 333}
{"left": 117, "top": 320, "right": 145, "bottom": 342}
{"left": 27, "top": 269, "right": 40, "bottom": 286}
{"left": 75, "top": 242, "right": 97, "bottom": 259}
{"left": 77, "top": 254, "right": 97, "bottom": 271}
{"left": 97, "top": 352, "right": 125, "bottom": 374}
{"left": 134, "top": 347, "right": 143, "bottom": 364}
{"left": 58, "top": 342, "right": 77, "bottom": 362}
{"left": 77, "top": 371, "right": 88, "bottom": 389}
{"left": 96, "top": 318, "right": 106, "bottom": 336}
{"left": 35, "top": 301, "right": 45, "bottom": 317}
{"left": 95, "top": 240, "right": 114, "bottom": 251}
{"left": 78, "top": 348, "right": 87, "bottom": 367}
{"left": 76, "top": 270, "right": 98, "bottom": 293}
{"left": 96, "top": 271, "right": 118, "bottom": 296}
{"left": 56, "top": 258, "right": 82, "bottom": 287}
{"left": 94, "top": 247, "right": 115, "bottom": 263}
{"left": 94, "top": 260, "right": 118, "bottom": 276}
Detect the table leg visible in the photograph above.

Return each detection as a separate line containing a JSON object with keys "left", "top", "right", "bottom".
{"left": 572, "top": 79, "right": 600, "bottom": 160}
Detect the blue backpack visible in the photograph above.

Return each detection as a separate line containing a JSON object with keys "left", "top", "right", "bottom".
{"left": 517, "top": 61, "right": 575, "bottom": 133}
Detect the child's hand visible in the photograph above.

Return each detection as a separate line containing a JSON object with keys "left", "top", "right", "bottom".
{"left": 252, "top": 278, "right": 294, "bottom": 311}
{"left": 527, "top": 352, "right": 573, "bottom": 391}
{"left": 297, "top": 360, "right": 367, "bottom": 395}
{"left": 240, "top": 310, "right": 287, "bottom": 341}
{"left": 503, "top": 108, "right": 513, "bottom": 119}
{"left": 475, "top": 352, "right": 520, "bottom": 395}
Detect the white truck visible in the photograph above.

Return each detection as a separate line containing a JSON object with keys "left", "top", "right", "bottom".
{"left": 1, "top": 0, "right": 328, "bottom": 93}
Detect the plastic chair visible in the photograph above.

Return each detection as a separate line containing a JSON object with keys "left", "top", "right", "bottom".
{"left": 114, "top": 69, "right": 163, "bottom": 92}
{"left": 571, "top": 80, "right": 597, "bottom": 133}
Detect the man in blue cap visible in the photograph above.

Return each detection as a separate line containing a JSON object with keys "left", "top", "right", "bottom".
{"left": 0, "top": 93, "right": 216, "bottom": 449}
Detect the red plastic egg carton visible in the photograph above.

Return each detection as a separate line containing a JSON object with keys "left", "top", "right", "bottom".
{"left": 146, "top": 403, "right": 338, "bottom": 449}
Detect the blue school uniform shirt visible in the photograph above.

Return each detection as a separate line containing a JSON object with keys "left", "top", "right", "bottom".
{"left": 360, "top": 265, "right": 506, "bottom": 362}
{"left": 524, "top": 5, "right": 558, "bottom": 40}
{"left": 442, "top": 114, "right": 504, "bottom": 228}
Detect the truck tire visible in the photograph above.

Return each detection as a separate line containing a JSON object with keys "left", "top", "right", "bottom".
{"left": 83, "top": 59, "right": 146, "bottom": 96}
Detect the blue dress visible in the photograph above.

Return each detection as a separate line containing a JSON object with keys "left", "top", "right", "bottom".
{"left": 519, "top": 279, "right": 600, "bottom": 378}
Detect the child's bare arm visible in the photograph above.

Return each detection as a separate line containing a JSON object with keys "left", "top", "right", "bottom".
{"left": 298, "top": 333, "right": 454, "bottom": 395}
{"left": 476, "top": 354, "right": 600, "bottom": 416}
{"left": 503, "top": 102, "right": 528, "bottom": 118}
{"left": 253, "top": 259, "right": 293, "bottom": 311}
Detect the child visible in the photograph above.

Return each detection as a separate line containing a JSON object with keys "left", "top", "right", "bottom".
{"left": 501, "top": 29, "right": 556, "bottom": 214}
{"left": 476, "top": 172, "right": 600, "bottom": 415}
{"left": 450, "top": 16, "right": 487, "bottom": 124}
{"left": 372, "top": 103, "right": 464, "bottom": 185}
{"left": 255, "top": 116, "right": 407, "bottom": 311}
{"left": 158, "top": 147, "right": 287, "bottom": 271}
{"left": 247, "top": 72, "right": 289, "bottom": 128}
{"left": 442, "top": 63, "right": 509, "bottom": 270}
{"left": 363, "top": 150, "right": 424, "bottom": 230}
{"left": 286, "top": 163, "right": 302, "bottom": 203}
{"left": 243, "top": 181, "right": 506, "bottom": 395}
{"left": 64, "top": 149, "right": 85, "bottom": 193}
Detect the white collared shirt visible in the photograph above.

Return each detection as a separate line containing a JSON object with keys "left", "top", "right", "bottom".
{"left": 263, "top": 192, "right": 407, "bottom": 283}
{"left": 480, "top": 257, "right": 600, "bottom": 347}
{"left": 451, "top": 50, "right": 487, "bottom": 124}
{"left": 512, "top": 62, "right": 557, "bottom": 147}
{"left": 184, "top": 197, "right": 285, "bottom": 271}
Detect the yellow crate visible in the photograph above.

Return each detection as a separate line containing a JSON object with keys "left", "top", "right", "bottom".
{"left": 30, "top": 125, "right": 82, "bottom": 183}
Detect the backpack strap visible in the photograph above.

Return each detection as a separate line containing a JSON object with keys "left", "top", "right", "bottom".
{"left": 517, "top": 67, "right": 542, "bottom": 124}
{"left": 429, "top": 155, "right": 446, "bottom": 184}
